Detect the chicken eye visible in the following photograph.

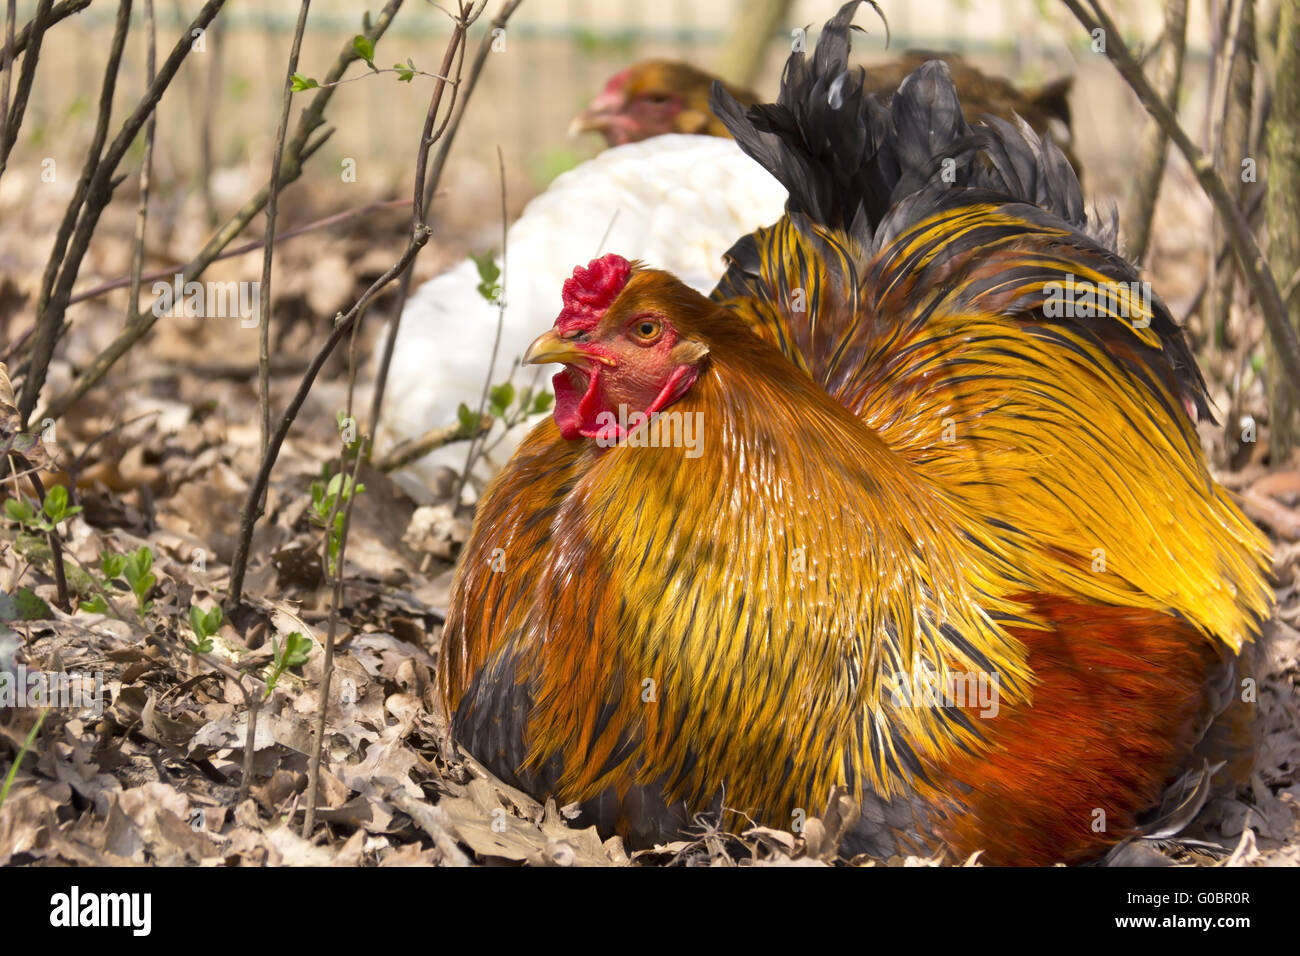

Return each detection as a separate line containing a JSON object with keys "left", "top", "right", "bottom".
{"left": 632, "top": 318, "right": 662, "bottom": 342}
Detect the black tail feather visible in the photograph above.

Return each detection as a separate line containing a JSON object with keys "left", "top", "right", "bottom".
{"left": 710, "top": 1, "right": 1096, "bottom": 248}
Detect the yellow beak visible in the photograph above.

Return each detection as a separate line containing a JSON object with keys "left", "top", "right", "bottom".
{"left": 568, "top": 104, "right": 618, "bottom": 139}
{"left": 523, "top": 328, "right": 585, "bottom": 366}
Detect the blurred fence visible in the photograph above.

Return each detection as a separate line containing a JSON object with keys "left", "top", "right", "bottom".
{"left": 2, "top": 0, "right": 1220, "bottom": 240}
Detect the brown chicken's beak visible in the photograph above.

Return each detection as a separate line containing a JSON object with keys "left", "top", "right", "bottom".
{"left": 567, "top": 107, "right": 614, "bottom": 139}
{"left": 568, "top": 87, "right": 625, "bottom": 139}
{"left": 523, "top": 328, "right": 585, "bottom": 366}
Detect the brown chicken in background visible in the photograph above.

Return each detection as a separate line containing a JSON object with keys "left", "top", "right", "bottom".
{"left": 570, "top": 50, "right": 1078, "bottom": 173}
{"left": 442, "top": 3, "right": 1269, "bottom": 864}
{"left": 861, "top": 50, "right": 1077, "bottom": 167}
{"left": 568, "top": 58, "right": 761, "bottom": 144}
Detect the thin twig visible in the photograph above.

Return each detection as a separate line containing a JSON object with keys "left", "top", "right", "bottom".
{"left": 198, "top": 13, "right": 222, "bottom": 226}
{"left": 38, "top": 0, "right": 408, "bottom": 425}
{"left": 0, "top": 1, "right": 15, "bottom": 166}
{"left": 364, "top": 0, "right": 475, "bottom": 446}
{"left": 1119, "top": 0, "right": 1185, "bottom": 264}
{"left": 300, "top": 66, "right": 452, "bottom": 89}
{"left": 226, "top": 230, "right": 432, "bottom": 608}
{"left": 126, "top": 0, "right": 157, "bottom": 328}
{"left": 259, "top": 0, "right": 313, "bottom": 457}
{"left": 302, "top": 435, "right": 366, "bottom": 837}
{"left": 26, "top": 0, "right": 134, "bottom": 419}
{"left": 454, "top": 144, "right": 508, "bottom": 505}
{"left": 1062, "top": 0, "right": 1300, "bottom": 396}
{"left": 0, "top": 0, "right": 51, "bottom": 182}
{"left": 1205, "top": 0, "right": 1248, "bottom": 348}
{"left": 366, "top": 0, "right": 523, "bottom": 446}
{"left": 1183, "top": 188, "right": 1266, "bottom": 323}
{"left": 183, "top": 637, "right": 263, "bottom": 803}
{"left": 373, "top": 416, "right": 490, "bottom": 472}
{"left": 1208, "top": 0, "right": 1247, "bottom": 179}
{"left": 0, "top": 0, "right": 88, "bottom": 62}
{"left": 67, "top": 199, "right": 412, "bottom": 307}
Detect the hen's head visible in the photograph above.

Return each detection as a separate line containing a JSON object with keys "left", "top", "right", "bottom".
{"left": 524, "top": 254, "right": 712, "bottom": 442}
{"left": 569, "top": 59, "right": 758, "bottom": 146}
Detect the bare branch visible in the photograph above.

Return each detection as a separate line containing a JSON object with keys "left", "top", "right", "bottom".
{"left": 374, "top": 415, "right": 490, "bottom": 473}
{"left": 67, "top": 198, "right": 412, "bottom": 307}
{"left": 367, "top": 0, "right": 524, "bottom": 444}
{"left": 0, "top": 0, "right": 89, "bottom": 62}
{"left": 21, "top": 0, "right": 229, "bottom": 428}
{"left": 227, "top": 0, "right": 524, "bottom": 608}
{"left": 259, "top": 0, "right": 313, "bottom": 457}
{"left": 301, "top": 435, "right": 366, "bottom": 837}
{"left": 454, "top": 144, "right": 508, "bottom": 506}
{"left": 1119, "top": 0, "right": 1185, "bottom": 263}
{"left": 39, "top": 0, "right": 409, "bottom": 424}
{"left": 0, "top": 0, "right": 51, "bottom": 181}
{"left": 127, "top": 0, "right": 158, "bottom": 328}
{"left": 1062, "top": 0, "right": 1300, "bottom": 398}
{"left": 0, "top": 2, "right": 15, "bottom": 165}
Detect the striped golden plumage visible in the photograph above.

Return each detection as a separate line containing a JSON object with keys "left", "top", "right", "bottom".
{"left": 441, "top": 2, "right": 1272, "bottom": 859}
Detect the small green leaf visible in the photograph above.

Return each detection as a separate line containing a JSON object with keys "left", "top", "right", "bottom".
{"left": 352, "top": 34, "right": 375, "bottom": 65}
{"left": 290, "top": 72, "right": 319, "bottom": 92}
{"left": 79, "top": 595, "right": 109, "bottom": 614}
{"left": 0, "top": 588, "right": 52, "bottom": 622}
{"left": 489, "top": 382, "right": 515, "bottom": 414}
{"left": 394, "top": 62, "right": 415, "bottom": 82}
{"left": 4, "top": 498, "right": 33, "bottom": 524}
{"left": 188, "top": 604, "right": 221, "bottom": 639}
{"left": 531, "top": 391, "right": 554, "bottom": 414}
{"left": 101, "top": 552, "right": 126, "bottom": 581}
{"left": 457, "top": 402, "right": 477, "bottom": 434}
{"left": 41, "top": 485, "right": 68, "bottom": 521}
{"left": 470, "top": 252, "right": 502, "bottom": 303}
{"left": 470, "top": 251, "right": 500, "bottom": 286}
{"left": 123, "top": 546, "right": 153, "bottom": 590}
{"left": 282, "top": 632, "right": 313, "bottom": 668}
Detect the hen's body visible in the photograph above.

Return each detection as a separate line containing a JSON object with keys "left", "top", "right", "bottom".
{"left": 440, "top": 3, "right": 1270, "bottom": 863}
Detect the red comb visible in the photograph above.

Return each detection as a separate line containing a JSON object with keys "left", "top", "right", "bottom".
{"left": 602, "top": 67, "right": 632, "bottom": 94}
{"left": 556, "top": 254, "right": 632, "bottom": 333}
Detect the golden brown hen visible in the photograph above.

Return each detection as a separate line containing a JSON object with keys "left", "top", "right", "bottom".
{"left": 443, "top": 3, "right": 1268, "bottom": 864}
{"left": 569, "top": 58, "right": 760, "bottom": 144}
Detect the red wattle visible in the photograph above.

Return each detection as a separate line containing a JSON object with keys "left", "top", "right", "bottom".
{"left": 552, "top": 367, "right": 603, "bottom": 441}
